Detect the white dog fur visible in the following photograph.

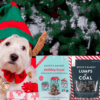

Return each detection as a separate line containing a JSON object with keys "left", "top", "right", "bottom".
{"left": 0, "top": 35, "right": 37, "bottom": 100}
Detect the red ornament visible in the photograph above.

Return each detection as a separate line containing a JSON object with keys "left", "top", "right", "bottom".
{"left": 53, "top": 6, "right": 60, "bottom": 9}
{"left": 39, "top": 76, "right": 44, "bottom": 81}
{"left": 50, "top": 11, "right": 60, "bottom": 18}
{"left": 21, "top": 82, "right": 38, "bottom": 93}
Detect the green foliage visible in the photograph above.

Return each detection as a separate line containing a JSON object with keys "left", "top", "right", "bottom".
{"left": 41, "top": 0, "right": 54, "bottom": 8}
{"left": 79, "top": 46, "right": 86, "bottom": 55}
{"left": 58, "top": 36, "right": 70, "bottom": 44}
{"left": 49, "top": 22, "right": 61, "bottom": 36}
{"left": 40, "top": 12, "right": 51, "bottom": 24}
{"left": 4, "top": 0, "right": 100, "bottom": 55}
{"left": 42, "top": 44, "right": 50, "bottom": 52}
{"left": 58, "top": 45, "right": 68, "bottom": 55}
{"left": 76, "top": 28, "right": 84, "bottom": 37}
{"left": 54, "top": 0, "right": 65, "bottom": 7}
{"left": 94, "top": 33, "right": 100, "bottom": 52}
{"left": 95, "top": 2, "right": 100, "bottom": 17}
{"left": 5, "top": 0, "right": 24, "bottom": 4}
{"left": 67, "top": 5, "right": 73, "bottom": 15}
{"left": 95, "top": 45, "right": 100, "bottom": 52}
{"left": 33, "top": 33, "right": 42, "bottom": 39}
{"left": 58, "top": 9, "right": 70, "bottom": 20}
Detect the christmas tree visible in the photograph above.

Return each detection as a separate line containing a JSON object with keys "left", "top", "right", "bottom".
{"left": 1, "top": 0, "right": 100, "bottom": 55}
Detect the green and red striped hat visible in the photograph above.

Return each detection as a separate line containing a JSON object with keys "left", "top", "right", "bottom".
{"left": 0, "top": 2, "right": 37, "bottom": 47}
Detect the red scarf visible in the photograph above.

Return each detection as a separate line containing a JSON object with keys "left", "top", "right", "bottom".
{"left": 2, "top": 69, "right": 27, "bottom": 84}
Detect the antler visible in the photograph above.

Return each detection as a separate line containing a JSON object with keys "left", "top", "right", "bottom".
{"left": 30, "top": 31, "right": 47, "bottom": 56}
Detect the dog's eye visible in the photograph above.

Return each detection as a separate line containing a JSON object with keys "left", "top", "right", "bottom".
{"left": 5, "top": 42, "right": 10, "bottom": 46}
{"left": 22, "top": 46, "right": 26, "bottom": 51}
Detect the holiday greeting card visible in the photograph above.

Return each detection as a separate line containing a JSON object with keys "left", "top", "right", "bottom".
{"left": 36, "top": 56, "right": 70, "bottom": 100}
{"left": 69, "top": 56, "right": 100, "bottom": 100}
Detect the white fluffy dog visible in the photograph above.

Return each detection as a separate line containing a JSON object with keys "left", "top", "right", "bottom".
{"left": 0, "top": 32, "right": 47, "bottom": 100}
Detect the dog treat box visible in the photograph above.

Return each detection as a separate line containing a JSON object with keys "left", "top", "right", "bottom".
{"left": 36, "top": 56, "right": 70, "bottom": 100}
{"left": 69, "top": 56, "right": 100, "bottom": 100}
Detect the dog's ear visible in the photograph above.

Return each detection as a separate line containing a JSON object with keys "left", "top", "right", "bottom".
{"left": 30, "top": 31, "right": 47, "bottom": 57}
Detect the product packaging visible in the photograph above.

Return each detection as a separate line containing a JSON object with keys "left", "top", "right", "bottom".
{"left": 69, "top": 56, "right": 100, "bottom": 100}
{"left": 36, "top": 56, "right": 70, "bottom": 100}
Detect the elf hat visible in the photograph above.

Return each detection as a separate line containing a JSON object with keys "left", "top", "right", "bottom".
{"left": 0, "top": 2, "right": 37, "bottom": 47}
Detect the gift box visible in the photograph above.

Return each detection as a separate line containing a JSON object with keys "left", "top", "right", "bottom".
{"left": 7, "top": 91, "right": 39, "bottom": 100}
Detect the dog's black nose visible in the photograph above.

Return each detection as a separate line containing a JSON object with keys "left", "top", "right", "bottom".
{"left": 10, "top": 53, "right": 19, "bottom": 61}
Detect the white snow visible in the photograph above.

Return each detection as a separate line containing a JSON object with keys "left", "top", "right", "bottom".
{"left": 96, "top": 30, "right": 100, "bottom": 34}
{"left": 50, "top": 18, "right": 59, "bottom": 24}
{"left": 66, "top": 1, "right": 80, "bottom": 29}
{"left": 82, "top": 0, "right": 86, "bottom": 3}
{"left": 21, "top": 7, "right": 25, "bottom": 20}
{"left": 84, "top": 36, "right": 91, "bottom": 49}
{"left": 60, "top": 20, "right": 67, "bottom": 30}
{"left": 40, "top": 1, "right": 44, "bottom": 4}
{"left": 77, "top": 16, "right": 88, "bottom": 31}
{"left": 50, "top": 18, "right": 67, "bottom": 31}
{"left": 66, "top": 1, "right": 72, "bottom": 5}
{"left": 27, "top": 5, "right": 47, "bottom": 35}
{"left": 96, "top": 51, "right": 99, "bottom": 54}
{"left": 31, "top": 6, "right": 38, "bottom": 14}
{"left": 71, "top": 21, "right": 76, "bottom": 29}
{"left": 50, "top": 42, "right": 60, "bottom": 55}
{"left": 70, "top": 16, "right": 75, "bottom": 22}
{"left": 47, "top": 4, "right": 49, "bottom": 6}
{"left": 83, "top": 21, "right": 98, "bottom": 50}
{"left": 46, "top": 35, "right": 53, "bottom": 44}
{"left": 66, "top": 1, "right": 80, "bottom": 18}
{"left": 85, "top": 21, "right": 97, "bottom": 36}
{"left": 89, "top": 21, "right": 97, "bottom": 32}
{"left": 64, "top": 11, "right": 67, "bottom": 14}
{"left": 72, "top": 3, "right": 80, "bottom": 18}
{"left": 28, "top": 24, "right": 40, "bottom": 36}
{"left": 2, "top": 0, "right": 6, "bottom": 4}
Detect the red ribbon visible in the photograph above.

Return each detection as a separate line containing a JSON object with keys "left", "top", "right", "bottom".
{"left": 2, "top": 69, "right": 27, "bottom": 84}
{"left": 21, "top": 82, "right": 38, "bottom": 93}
